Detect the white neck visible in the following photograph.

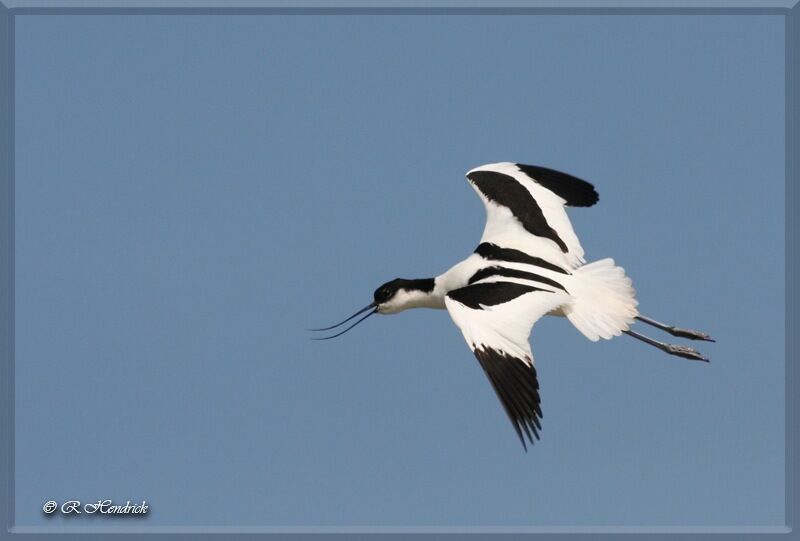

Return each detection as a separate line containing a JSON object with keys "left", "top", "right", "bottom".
{"left": 379, "top": 279, "right": 447, "bottom": 314}
{"left": 378, "top": 256, "right": 484, "bottom": 315}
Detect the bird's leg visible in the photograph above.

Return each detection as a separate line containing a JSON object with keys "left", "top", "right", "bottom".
{"left": 635, "top": 315, "right": 715, "bottom": 342}
{"left": 623, "top": 330, "right": 709, "bottom": 362}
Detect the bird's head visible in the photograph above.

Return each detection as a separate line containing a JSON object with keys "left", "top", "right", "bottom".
{"left": 374, "top": 278, "right": 437, "bottom": 314}
{"left": 310, "top": 277, "right": 437, "bottom": 340}
{"left": 372, "top": 279, "right": 413, "bottom": 314}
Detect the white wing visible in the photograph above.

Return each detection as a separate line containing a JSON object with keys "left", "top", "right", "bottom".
{"left": 445, "top": 279, "right": 570, "bottom": 449}
{"left": 465, "top": 162, "right": 598, "bottom": 269}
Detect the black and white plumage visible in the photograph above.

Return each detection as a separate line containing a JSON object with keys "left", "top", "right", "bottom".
{"left": 313, "top": 162, "right": 714, "bottom": 450}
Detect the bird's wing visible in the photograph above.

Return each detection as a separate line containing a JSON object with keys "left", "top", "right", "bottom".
{"left": 445, "top": 278, "right": 571, "bottom": 449}
{"left": 465, "top": 162, "right": 598, "bottom": 268}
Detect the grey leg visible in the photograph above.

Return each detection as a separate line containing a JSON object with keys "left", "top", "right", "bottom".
{"left": 635, "top": 315, "right": 715, "bottom": 342}
{"left": 623, "top": 330, "right": 709, "bottom": 362}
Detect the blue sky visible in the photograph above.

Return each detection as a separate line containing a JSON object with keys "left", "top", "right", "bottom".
{"left": 13, "top": 13, "right": 784, "bottom": 528}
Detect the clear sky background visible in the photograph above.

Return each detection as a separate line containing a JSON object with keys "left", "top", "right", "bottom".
{"left": 14, "top": 13, "right": 784, "bottom": 528}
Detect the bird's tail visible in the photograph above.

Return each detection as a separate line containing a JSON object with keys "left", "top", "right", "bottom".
{"left": 564, "top": 258, "right": 639, "bottom": 341}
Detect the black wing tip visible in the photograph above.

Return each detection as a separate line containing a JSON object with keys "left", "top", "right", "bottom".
{"left": 515, "top": 163, "right": 599, "bottom": 207}
{"left": 474, "top": 346, "right": 543, "bottom": 450}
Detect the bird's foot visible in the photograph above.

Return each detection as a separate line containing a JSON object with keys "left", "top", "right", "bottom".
{"left": 662, "top": 343, "right": 709, "bottom": 362}
{"left": 667, "top": 326, "right": 715, "bottom": 342}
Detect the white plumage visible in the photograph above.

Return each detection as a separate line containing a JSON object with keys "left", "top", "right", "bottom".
{"left": 467, "top": 162, "right": 587, "bottom": 267}
{"left": 314, "top": 162, "right": 713, "bottom": 449}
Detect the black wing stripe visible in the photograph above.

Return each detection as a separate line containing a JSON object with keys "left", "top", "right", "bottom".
{"left": 474, "top": 243, "right": 570, "bottom": 275}
{"left": 467, "top": 170, "right": 568, "bottom": 253}
{"left": 447, "top": 281, "right": 546, "bottom": 310}
{"left": 468, "top": 265, "right": 568, "bottom": 293}
{"left": 474, "top": 346, "right": 543, "bottom": 450}
{"left": 515, "top": 163, "right": 599, "bottom": 207}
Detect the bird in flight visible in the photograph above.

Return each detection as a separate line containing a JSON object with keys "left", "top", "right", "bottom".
{"left": 312, "top": 162, "right": 713, "bottom": 449}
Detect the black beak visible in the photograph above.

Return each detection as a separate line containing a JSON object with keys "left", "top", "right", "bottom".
{"left": 309, "top": 302, "right": 378, "bottom": 340}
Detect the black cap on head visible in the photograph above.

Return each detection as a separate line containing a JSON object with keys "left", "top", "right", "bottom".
{"left": 374, "top": 279, "right": 403, "bottom": 304}
{"left": 373, "top": 278, "right": 436, "bottom": 304}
